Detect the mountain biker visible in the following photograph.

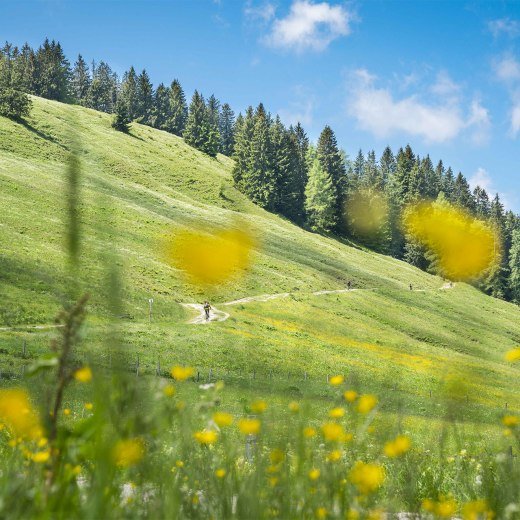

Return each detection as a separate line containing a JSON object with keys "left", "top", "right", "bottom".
{"left": 409, "top": 283, "right": 413, "bottom": 291}
{"left": 347, "top": 280, "right": 352, "bottom": 291}
{"left": 203, "top": 301, "right": 211, "bottom": 320}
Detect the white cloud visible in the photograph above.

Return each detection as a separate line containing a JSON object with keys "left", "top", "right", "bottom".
{"left": 278, "top": 85, "right": 315, "bottom": 127}
{"left": 244, "top": 1, "right": 276, "bottom": 23}
{"left": 488, "top": 18, "right": 520, "bottom": 38}
{"left": 265, "top": 0, "right": 353, "bottom": 52}
{"left": 494, "top": 56, "right": 520, "bottom": 137}
{"left": 469, "top": 167, "right": 493, "bottom": 192}
{"left": 346, "top": 69, "right": 490, "bottom": 144}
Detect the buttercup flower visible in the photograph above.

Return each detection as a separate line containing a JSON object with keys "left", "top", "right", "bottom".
{"left": 74, "top": 366, "right": 92, "bottom": 383}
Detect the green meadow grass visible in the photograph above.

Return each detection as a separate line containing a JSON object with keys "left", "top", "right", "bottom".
{"left": 0, "top": 96, "right": 519, "bottom": 442}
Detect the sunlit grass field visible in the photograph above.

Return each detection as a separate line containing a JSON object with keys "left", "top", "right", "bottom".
{"left": 0, "top": 97, "right": 519, "bottom": 518}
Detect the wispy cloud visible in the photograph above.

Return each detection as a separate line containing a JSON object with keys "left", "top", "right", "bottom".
{"left": 346, "top": 69, "right": 490, "bottom": 144}
{"left": 261, "top": 0, "right": 353, "bottom": 52}
{"left": 487, "top": 18, "right": 520, "bottom": 38}
{"left": 244, "top": 1, "right": 276, "bottom": 23}
{"left": 469, "top": 167, "right": 515, "bottom": 210}
{"left": 494, "top": 55, "right": 520, "bottom": 137}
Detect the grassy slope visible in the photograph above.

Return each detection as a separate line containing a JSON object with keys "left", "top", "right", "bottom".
{"left": 1, "top": 96, "right": 519, "bottom": 438}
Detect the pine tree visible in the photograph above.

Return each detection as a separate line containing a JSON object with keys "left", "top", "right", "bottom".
{"left": 111, "top": 97, "right": 131, "bottom": 133}
{"left": 473, "top": 186, "right": 490, "bottom": 218}
{"left": 12, "top": 43, "right": 36, "bottom": 93}
{"left": 135, "top": 69, "right": 153, "bottom": 125}
{"left": 442, "top": 167, "right": 455, "bottom": 201}
{"left": 119, "top": 67, "right": 138, "bottom": 120}
{"left": 183, "top": 90, "right": 218, "bottom": 156}
{"left": 379, "top": 146, "right": 395, "bottom": 187}
{"left": 453, "top": 172, "right": 475, "bottom": 212}
{"left": 167, "top": 79, "right": 187, "bottom": 136}
{"left": 87, "top": 61, "right": 118, "bottom": 113}
{"left": 305, "top": 153, "right": 337, "bottom": 233}
{"left": 71, "top": 55, "right": 91, "bottom": 105}
{"left": 232, "top": 107, "right": 254, "bottom": 189}
{"left": 34, "top": 39, "right": 71, "bottom": 101}
{"left": 509, "top": 229, "right": 520, "bottom": 303}
{"left": 0, "top": 43, "right": 31, "bottom": 120}
{"left": 421, "top": 155, "right": 437, "bottom": 199}
{"left": 219, "top": 103, "right": 235, "bottom": 155}
{"left": 205, "top": 96, "right": 220, "bottom": 157}
{"left": 150, "top": 83, "right": 171, "bottom": 130}
{"left": 207, "top": 95, "right": 220, "bottom": 128}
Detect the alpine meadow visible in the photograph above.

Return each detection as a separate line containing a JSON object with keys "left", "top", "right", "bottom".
{"left": 1, "top": 2, "right": 520, "bottom": 519}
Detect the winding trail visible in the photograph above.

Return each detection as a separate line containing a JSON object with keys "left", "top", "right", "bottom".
{"left": 183, "top": 283, "right": 455, "bottom": 325}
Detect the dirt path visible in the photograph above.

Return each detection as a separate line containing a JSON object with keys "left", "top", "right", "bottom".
{"left": 181, "top": 303, "right": 230, "bottom": 325}
{"left": 0, "top": 324, "right": 64, "bottom": 332}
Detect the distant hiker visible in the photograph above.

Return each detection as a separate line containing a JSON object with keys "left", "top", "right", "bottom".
{"left": 203, "top": 301, "right": 211, "bottom": 320}
{"left": 409, "top": 283, "right": 413, "bottom": 291}
{"left": 347, "top": 280, "right": 352, "bottom": 291}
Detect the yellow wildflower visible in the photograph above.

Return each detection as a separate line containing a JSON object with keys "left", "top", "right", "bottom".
{"left": 84, "top": 403, "right": 93, "bottom": 411}
{"left": 250, "top": 400, "right": 267, "bottom": 414}
{"left": 270, "top": 448, "right": 285, "bottom": 464}
{"left": 436, "top": 497, "right": 458, "bottom": 518}
{"left": 321, "top": 422, "right": 346, "bottom": 442}
{"left": 315, "top": 507, "right": 327, "bottom": 519}
{"left": 308, "top": 468, "right": 320, "bottom": 481}
{"left": 175, "top": 460, "right": 184, "bottom": 468}
{"left": 505, "top": 347, "right": 520, "bottom": 362}
{"left": 163, "top": 384, "right": 176, "bottom": 397}
{"left": 0, "top": 389, "right": 42, "bottom": 440}
{"left": 32, "top": 450, "right": 51, "bottom": 463}
{"left": 303, "top": 426, "right": 316, "bottom": 438}
{"left": 347, "top": 509, "right": 360, "bottom": 520}
{"left": 170, "top": 366, "right": 194, "bottom": 382}
{"left": 329, "top": 407, "right": 345, "bottom": 419}
{"left": 357, "top": 394, "right": 378, "bottom": 414}
{"left": 238, "top": 418, "right": 261, "bottom": 435}
{"left": 326, "top": 449, "right": 342, "bottom": 462}
{"left": 288, "top": 401, "right": 300, "bottom": 413}
{"left": 112, "top": 438, "right": 145, "bottom": 468}
{"left": 502, "top": 415, "right": 519, "bottom": 427}
{"left": 165, "top": 227, "right": 255, "bottom": 286}
{"left": 193, "top": 430, "right": 218, "bottom": 445}
{"left": 63, "top": 408, "right": 71, "bottom": 416}
{"left": 329, "top": 375, "right": 344, "bottom": 386}
{"left": 213, "top": 411, "right": 233, "bottom": 427}
{"left": 74, "top": 366, "right": 92, "bottom": 383}
{"left": 462, "top": 499, "right": 492, "bottom": 520}
{"left": 344, "top": 390, "right": 358, "bottom": 402}
{"left": 215, "top": 468, "right": 226, "bottom": 478}
{"left": 268, "top": 476, "right": 279, "bottom": 487}
{"left": 367, "top": 509, "right": 386, "bottom": 520}
{"left": 348, "top": 461, "right": 385, "bottom": 494}
{"left": 384, "top": 435, "right": 411, "bottom": 457}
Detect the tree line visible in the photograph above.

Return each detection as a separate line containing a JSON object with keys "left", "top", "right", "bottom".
{"left": 0, "top": 39, "right": 519, "bottom": 303}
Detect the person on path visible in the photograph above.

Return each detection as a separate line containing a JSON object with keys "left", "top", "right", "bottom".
{"left": 203, "top": 301, "right": 211, "bottom": 320}
{"left": 347, "top": 280, "right": 352, "bottom": 291}
{"left": 409, "top": 283, "right": 413, "bottom": 291}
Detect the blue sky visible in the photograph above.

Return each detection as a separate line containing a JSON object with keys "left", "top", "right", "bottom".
{"left": 1, "top": 0, "right": 519, "bottom": 210}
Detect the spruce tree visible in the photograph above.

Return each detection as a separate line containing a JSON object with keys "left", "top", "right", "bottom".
{"left": 111, "top": 97, "right": 131, "bottom": 133}
{"left": 71, "top": 54, "right": 91, "bottom": 105}
{"left": 219, "top": 103, "right": 235, "bottom": 155}
{"left": 150, "top": 83, "right": 171, "bottom": 130}
{"left": 168, "top": 79, "right": 187, "bottom": 136}
{"left": 473, "top": 186, "right": 490, "bottom": 218}
{"left": 509, "top": 229, "right": 520, "bottom": 303}
{"left": 119, "top": 67, "right": 138, "bottom": 120}
{"left": 305, "top": 153, "right": 337, "bottom": 233}
{"left": 453, "top": 172, "right": 475, "bottom": 212}
{"left": 379, "top": 146, "right": 395, "bottom": 186}
{"left": 232, "top": 108, "right": 254, "bottom": 189}
{"left": 34, "top": 39, "right": 71, "bottom": 101}
{"left": 87, "top": 61, "right": 118, "bottom": 113}
{"left": 183, "top": 90, "right": 218, "bottom": 156}
{"left": 207, "top": 94, "right": 220, "bottom": 128}
{"left": 0, "top": 43, "right": 31, "bottom": 120}
{"left": 135, "top": 69, "right": 153, "bottom": 125}
{"left": 204, "top": 96, "right": 220, "bottom": 157}
{"left": 442, "top": 167, "right": 455, "bottom": 201}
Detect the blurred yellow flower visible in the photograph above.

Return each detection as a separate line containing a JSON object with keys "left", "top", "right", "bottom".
{"left": 250, "top": 400, "right": 267, "bottom": 414}
{"left": 505, "top": 348, "right": 520, "bottom": 362}
{"left": 32, "top": 450, "right": 50, "bottom": 463}
{"left": 357, "top": 394, "right": 378, "bottom": 414}
{"left": 175, "top": 460, "right": 184, "bottom": 468}
{"left": 165, "top": 227, "right": 255, "bottom": 286}
{"left": 215, "top": 468, "right": 226, "bottom": 478}
{"left": 502, "top": 415, "right": 519, "bottom": 427}
{"left": 84, "top": 403, "right": 93, "bottom": 411}
{"left": 270, "top": 449, "right": 285, "bottom": 464}
{"left": 308, "top": 468, "right": 320, "bottom": 481}
{"left": 213, "top": 411, "right": 233, "bottom": 427}
{"left": 403, "top": 201, "right": 496, "bottom": 280}
{"left": 74, "top": 366, "right": 92, "bottom": 383}
{"left": 268, "top": 476, "right": 279, "bottom": 487}
{"left": 329, "top": 407, "right": 345, "bottom": 419}
{"left": 112, "top": 438, "right": 145, "bottom": 468}
{"left": 344, "top": 390, "right": 358, "bottom": 402}
{"left": 170, "top": 366, "right": 194, "bottom": 382}
{"left": 63, "top": 408, "right": 71, "bottom": 416}
{"left": 0, "top": 389, "right": 42, "bottom": 440}
{"left": 303, "top": 426, "right": 317, "bottom": 438}
{"left": 345, "top": 189, "right": 389, "bottom": 240}
{"left": 238, "top": 418, "right": 261, "bottom": 436}
{"left": 347, "top": 509, "right": 360, "bottom": 520}
{"left": 163, "top": 384, "right": 176, "bottom": 397}
{"left": 288, "top": 401, "right": 300, "bottom": 413}
{"left": 329, "top": 375, "right": 344, "bottom": 386}
{"left": 384, "top": 435, "right": 411, "bottom": 457}
{"left": 315, "top": 507, "right": 327, "bottom": 519}
{"left": 436, "top": 498, "right": 458, "bottom": 518}
{"left": 462, "top": 499, "right": 492, "bottom": 520}
{"left": 326, "top": 449, "right": 342, "bottom": 462}
{"left": 194, "top": 430, "right": 218, "bottom": 445}
{"left": 348, "top": 461, "right": 385, "bottom": 494}
{"left": 321, "top": 422, "right": 345, "bottom": 442}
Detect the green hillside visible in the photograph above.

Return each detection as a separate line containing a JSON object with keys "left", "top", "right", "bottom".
{"left": 1, "top": 96, "right": 519, "bottom": 437}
